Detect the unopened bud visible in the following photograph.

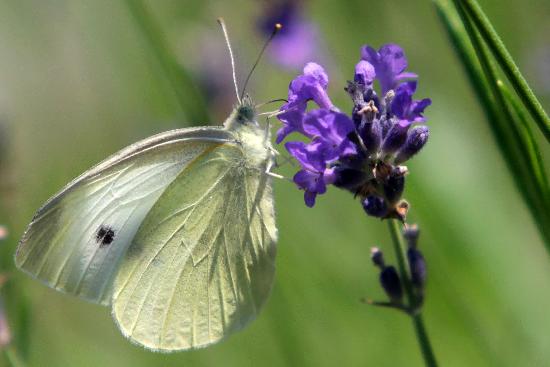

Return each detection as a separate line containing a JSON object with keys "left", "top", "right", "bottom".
{"left": 370, "top": 247, "right": 385, "bottom": 268}
{"left": 362, "top": 195, "right": 387, "bottom": 218}
{"left": 394, "top": 125, "right": 429, "bottom": 164}
{"left": 380, "top": 266, "right": 403, "bottom": 303}
{"left": 403, "top": 224, "right": 420, "bottom": 248}
{"left": 381, "top": 120, "right": 410, "bottom": 155}
{"left": 333, "top": 166, "right": 368, "bottom": 191}
{"left": 383, "top": 169, "right": 406, "bottom": 204}
{"left": 407, "top": 247, "right": 426, "bottom": 289}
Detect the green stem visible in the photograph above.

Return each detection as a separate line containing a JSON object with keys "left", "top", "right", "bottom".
{"left": 459, "top": 0, "right": 550, "bottom": 141}
{"left": 124, "top": 0, "right": 210, "bottom": 124}
{"left": 387, "top": 220, "right": 438, "bottom": 367}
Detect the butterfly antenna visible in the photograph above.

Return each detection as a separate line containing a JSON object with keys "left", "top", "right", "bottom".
{"left": 241, "top": 23, "right": 282, "bottom": 101}
{"left": 217, "top": 18, "right": 241, "bottom": 104}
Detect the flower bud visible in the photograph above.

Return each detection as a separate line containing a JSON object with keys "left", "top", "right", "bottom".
{"left": 381, "top": 119, "right": 410, "bottom": 155}
{"left": 362, "top": 195, "right": 387, "bottom": 218}
{"left": 380, "top": 266, "right": 403, "bottom": 303}
{"left": 333, "top": 166, "right": 368, "bottom": 191}
{"left": 383, "top": 169, "right": 406, "bottom": 204}
{"left": 394, "top": 125, "right": 429, "bottom": 164}
{"left": 358, "top": 119, "right": 381, "bottom": 154}
{"left": 370, "top": 247, "right": 385, "bottom": 268}
{"left": 403, "top": 224, "right": 420, "bottom": 248}
{"left": 354, "top": 60, "right": 375, "bottom": 86}
{"left": 407, "top": 247, "right": 426, "bottom": 289}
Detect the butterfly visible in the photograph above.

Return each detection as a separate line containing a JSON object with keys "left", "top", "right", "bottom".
{"left": 15, "top": 19, "right": 282, "bottom": 352}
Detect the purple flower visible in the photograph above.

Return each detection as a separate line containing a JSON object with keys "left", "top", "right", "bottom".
{"left": 391, "top": 81, "right": 432, "bottom": 124}
{"left": 285, "top": 141, "right": 337, "bottom": 207}
{"left": 276, "top": 63, "right": 335, "bottom": 143}
{"left": 360, "top": 44, "right": 417, "bottom": 95}
{"left": 302, "top": 110, "right": 357, "bottom": 158}
{"left": 284, "top": 110, "right": 356, "bottom": 206}
{"left": 277, "top": 41, "right": 431, "bottom": 213}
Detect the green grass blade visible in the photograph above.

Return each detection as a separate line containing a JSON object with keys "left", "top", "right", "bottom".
{"left": 433, "top": 0, "right": 550, "bottom": 249}
{"left": 459, "top": 0, "right": 550, "bottom": 142}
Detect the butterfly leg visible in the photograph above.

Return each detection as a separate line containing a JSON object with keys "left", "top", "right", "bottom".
{"left": 264, "top": 159, "right": 295, "bottom": 182}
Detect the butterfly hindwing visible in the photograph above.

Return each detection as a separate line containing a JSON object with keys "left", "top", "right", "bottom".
{"left": 111, "top": 142, "right": 277, "bottom": 351}
{"left": 15, "top": 127, "right": 234, "bottom": 305}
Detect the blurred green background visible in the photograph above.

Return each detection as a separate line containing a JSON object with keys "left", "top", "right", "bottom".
{"left": 1, "top": 0, "right": 550, "bottom": 366}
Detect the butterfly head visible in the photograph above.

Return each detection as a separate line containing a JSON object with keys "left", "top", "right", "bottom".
{"left": 235, "top": 95, "right": 257, "bottom": 125}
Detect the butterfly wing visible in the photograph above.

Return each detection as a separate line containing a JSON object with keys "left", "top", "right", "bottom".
{"left": 111, "top": 142, "right": 277, "bottom": 351}
{"left": 15, "top": 127, "right": 234, "bottom": 305}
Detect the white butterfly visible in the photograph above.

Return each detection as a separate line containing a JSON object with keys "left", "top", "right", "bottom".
{"left": 15, "top": 19, "right": 281, "bottom": 352}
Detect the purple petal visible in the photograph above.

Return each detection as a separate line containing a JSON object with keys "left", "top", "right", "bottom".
{"left": 354, "top": 60, "right": 376, "bottom": 85}
{"left": 285, "top": 140, "right": 327, "bottom": 172}
{"left": 303, "top": 110, "right": 355, "bottom": 144}
{"left": 294, "top": 169, "right": 323, "bottom": 192}
{"left": 360, "top": 45, "right": 379, "bottom": 64}
{"left": 287, "top": 74, "right": 333, "bottom": 109}
{"left": 303, "top": 62, "right": 329, "bottom": 88}
{"left": 410, "top": 98, "right": 432, "bottom": 121}
{"left": 304, "top": 190, "right": 317, "bottom": 207}
{"left": 391, "top": 81, "right": 431, "bottom": 123}
{"left": 360, "top": 44, "right": 416, "bottom": 94}
{"left": 293, "top": 169, "right": 328, "bottom": 207}
{"left": 390, "top": 87, "right": 413, "bottom": 119}
{"left": 276, "top": 102, "right": 307, "bottom": 143}
{"left": 378, "top": 44, "right": 408, "bottom": 76}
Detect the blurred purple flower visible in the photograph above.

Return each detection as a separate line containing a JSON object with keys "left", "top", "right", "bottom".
{"left": 259, "top": 0, "right": 323, "bottom": 69}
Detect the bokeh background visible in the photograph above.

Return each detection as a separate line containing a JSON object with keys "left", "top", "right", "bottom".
{"left": 1, "top": 0, "right": 550, "bottom": 366}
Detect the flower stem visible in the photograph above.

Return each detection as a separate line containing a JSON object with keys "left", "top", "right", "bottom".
{"left": 458, "top": 0, "right": 550, "bottom": 142}
{"left": 387, "top": 219, "right": 438, "bottom": 367}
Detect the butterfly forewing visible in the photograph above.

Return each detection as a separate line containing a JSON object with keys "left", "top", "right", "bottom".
{"left": 111, "top": 142, "right": 277, "bottom": 351}
{"left": 15, "top": 127, "right": 233, "bottom": 305}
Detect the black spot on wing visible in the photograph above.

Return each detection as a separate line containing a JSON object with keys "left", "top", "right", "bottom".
{"left": 96, "top": 225, "right": 115, "bottom": 247}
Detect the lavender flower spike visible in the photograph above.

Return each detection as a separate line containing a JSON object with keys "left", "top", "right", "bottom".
{"left": 259, "top": 0, "right": 323, "bottom": 70}
{"left": 277, "top": 41, "right": 431, "bottom": 213}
